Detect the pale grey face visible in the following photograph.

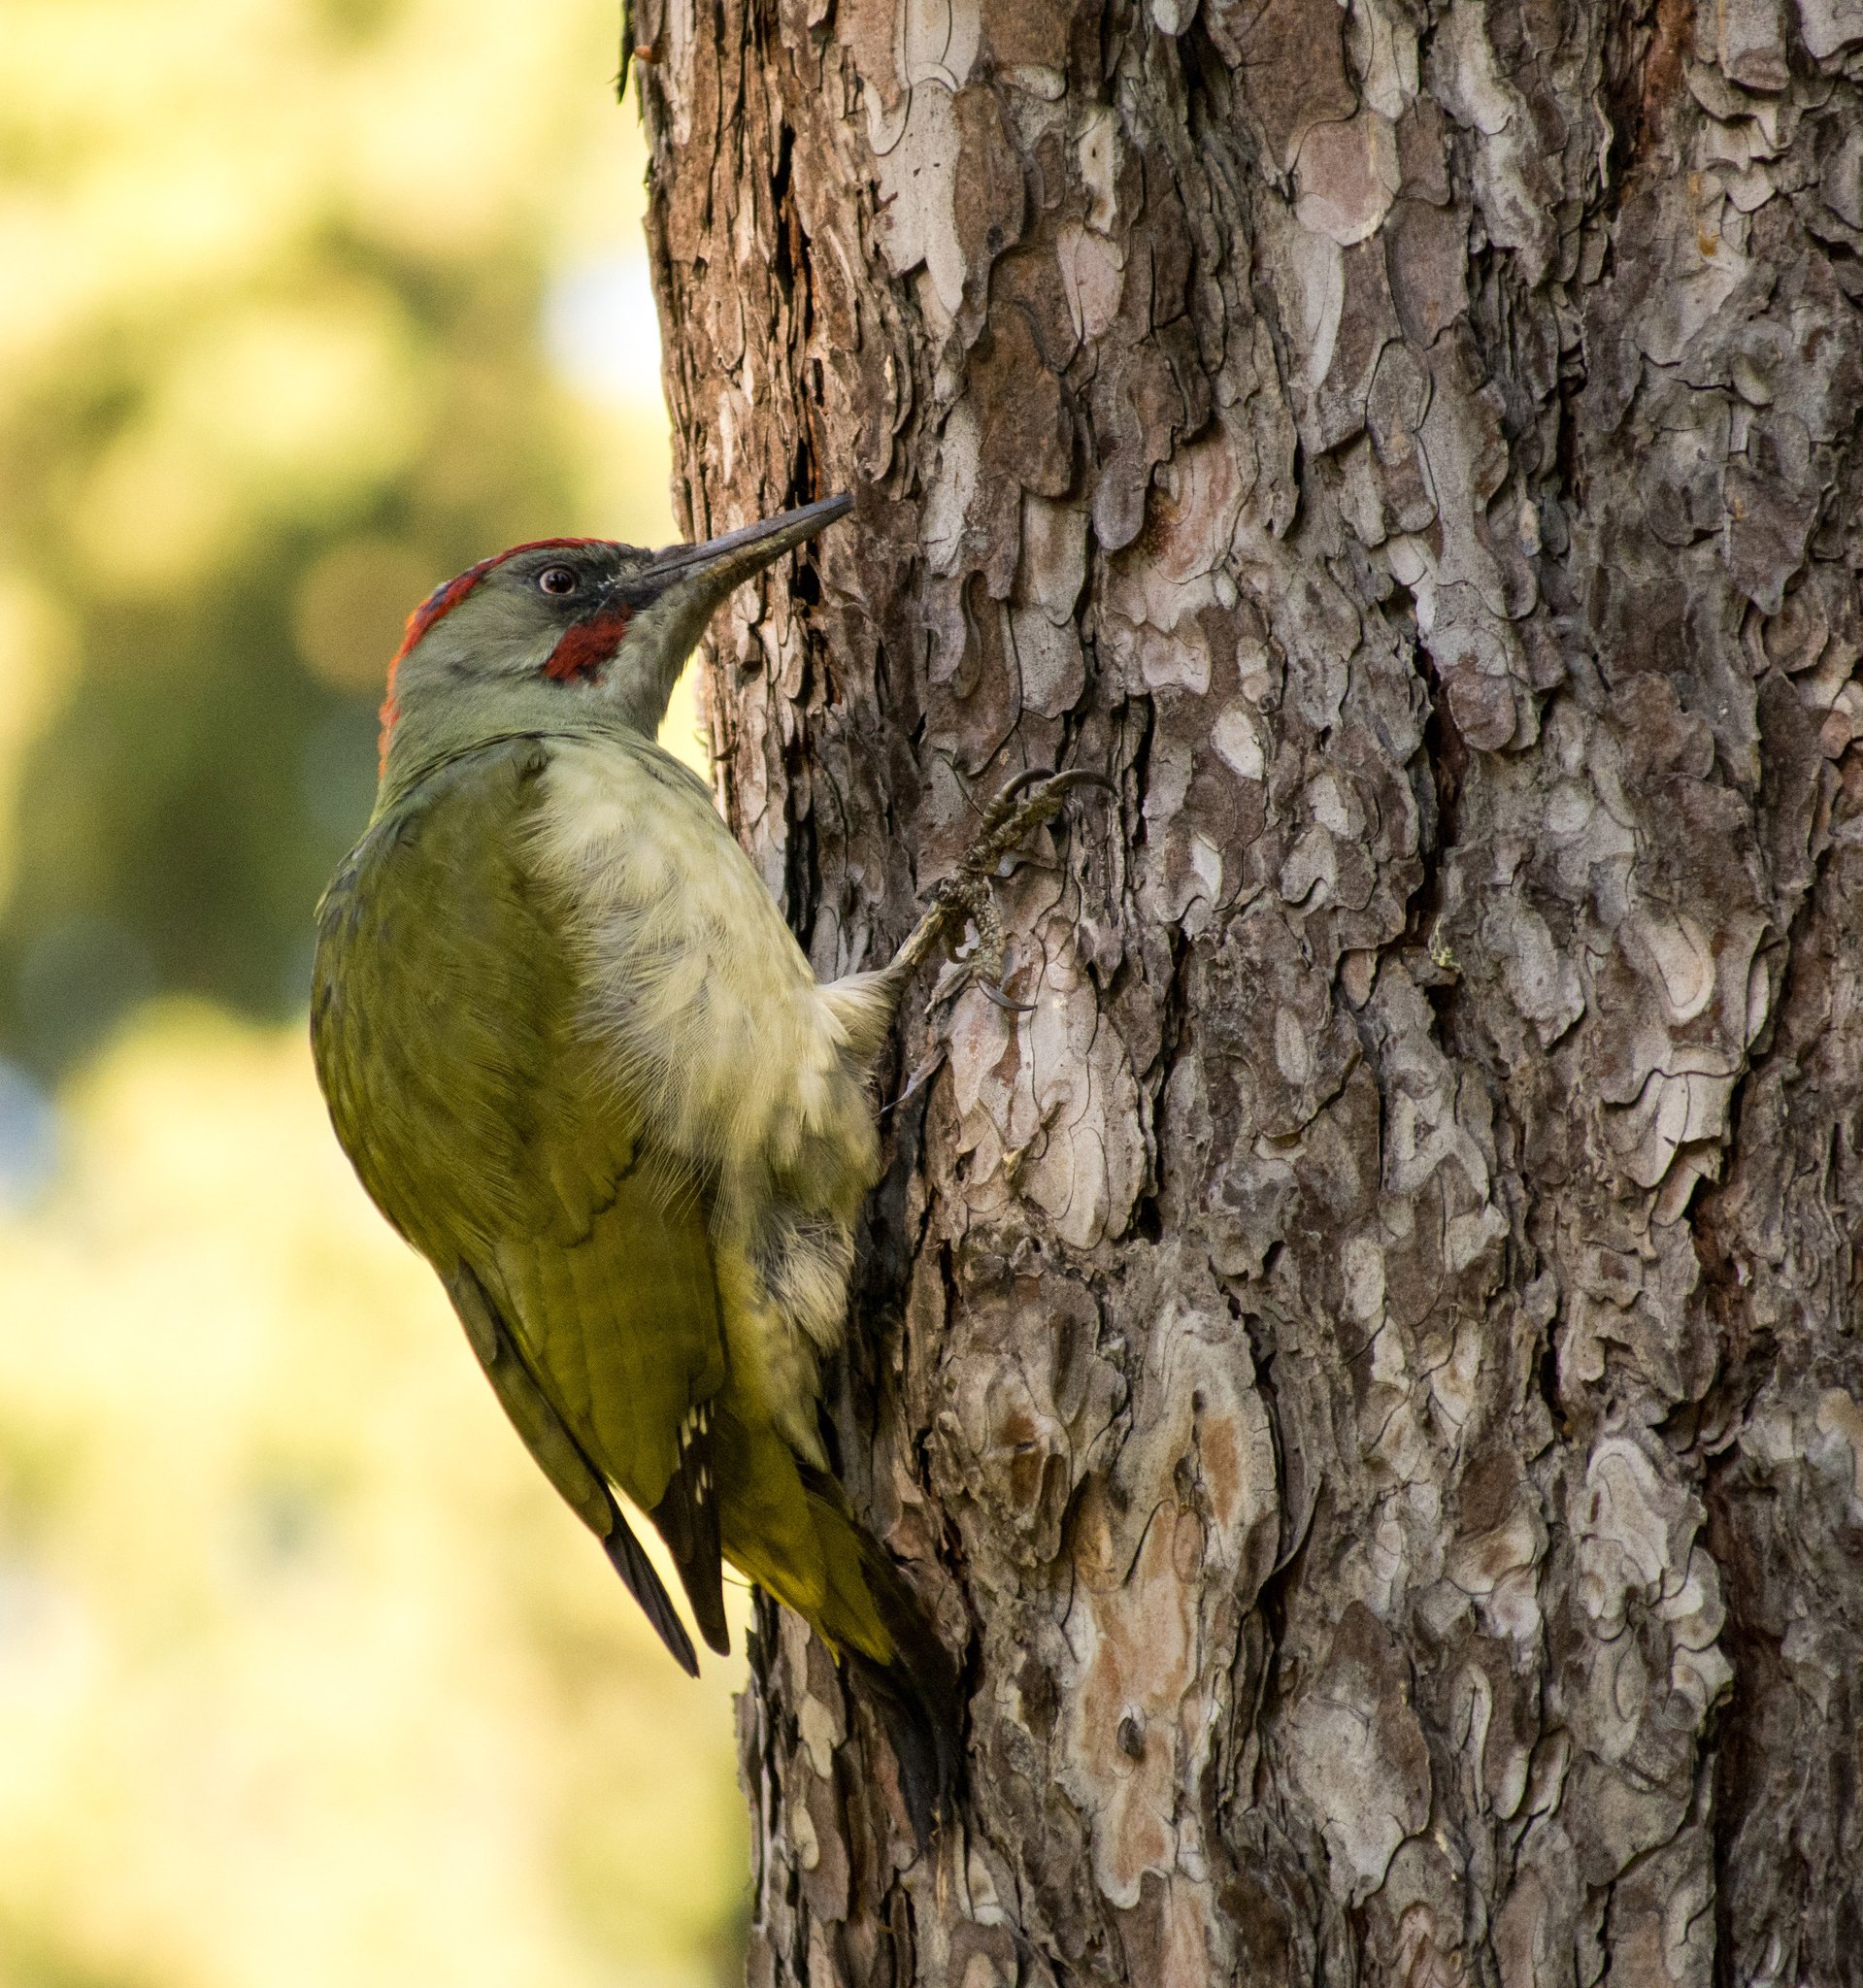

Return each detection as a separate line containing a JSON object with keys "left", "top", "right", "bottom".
{"left": 391, "top": 540, "right": 639, "bottom": 689}
{"left": 383, "top": 497, "right": 852, "bottom": 747}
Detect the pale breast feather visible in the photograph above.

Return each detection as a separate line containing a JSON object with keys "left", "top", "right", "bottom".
{"left": 523, "top": 734, "right": 889, "bottom": 1457}
{"left": 524, "top": 735, "right": 879, "bottom": 1189}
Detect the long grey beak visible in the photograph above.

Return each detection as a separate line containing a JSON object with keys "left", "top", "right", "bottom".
{"left": 603, "top": 493, "right": 852, "bottom": 738}
{"left": 622, "top": 493, "right": 853, "bottom": 611}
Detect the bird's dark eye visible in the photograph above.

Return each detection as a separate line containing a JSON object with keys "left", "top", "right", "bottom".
{"left": 537, "top": 566, "right": 580, "bottom": 596}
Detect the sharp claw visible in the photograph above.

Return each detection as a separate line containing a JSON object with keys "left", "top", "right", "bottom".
{"left": 973, "top": 768, "right": 1050, "bottom": 833}
{"left": 886, "top": 765, "right": 1114, "bottom": 992}
{"left": 990, "top": 766, "right": 1052, "bottom": 806}
{"left": 971, "top": 769, "right": 1115, "bottom": 864}
{"left": 881, "top": 1046, "right": 948, "bottom": 1116}
{"left": 980, "top": 980, "right": 1035, "bottom": 1013}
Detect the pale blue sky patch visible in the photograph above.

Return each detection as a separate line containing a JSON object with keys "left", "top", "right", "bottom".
{"left": 543, "top": 255, "right": 665, "bottom": 410}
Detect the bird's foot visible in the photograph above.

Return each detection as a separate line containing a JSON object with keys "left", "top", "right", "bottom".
{"left": 889, "top": 769, "right": 1114, "bottom": 1008}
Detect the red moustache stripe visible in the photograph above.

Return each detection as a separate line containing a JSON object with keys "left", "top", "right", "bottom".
{"left": 544, "top": 606, "right": 634, "bottom": 681}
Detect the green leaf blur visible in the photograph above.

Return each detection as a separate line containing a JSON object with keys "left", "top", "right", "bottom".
{"left": 0, "top": 0, "right": 690, "bottom": 1073}
{"left": 0, "top": 2, "right": 749, "bottom": 1983}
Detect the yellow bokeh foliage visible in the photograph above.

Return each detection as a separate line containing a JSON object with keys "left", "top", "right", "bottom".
{"left": 0, "top": 0, "right": 692, "bottom": 1069}
{"left": 0, "top": 0, "right": 746, "bottom": 1978}
{"left": 0, "top": 1011, "right": 749, "bottom": 1988}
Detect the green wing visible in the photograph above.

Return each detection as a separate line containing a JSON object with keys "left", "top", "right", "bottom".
{"left": 312, "top": 739, "right": 728, "bottom": 1660}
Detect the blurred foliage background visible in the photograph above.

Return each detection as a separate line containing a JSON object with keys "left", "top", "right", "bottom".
{"left": 0, "top": 2, "right": 749, "bottom": 1983}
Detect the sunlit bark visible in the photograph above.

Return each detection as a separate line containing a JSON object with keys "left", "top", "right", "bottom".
{"left": 638, "top": 2, "right": 1863, "bottom": 1979}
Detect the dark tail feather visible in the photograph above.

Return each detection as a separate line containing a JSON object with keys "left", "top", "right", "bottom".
{"left": 799, "top": 1467, "right": 964, "bottom": 1847}
{"left": 601, "top": 1503, "right": 700, "bottom": 1676}
{"left": 843, "top": 1642, "right": 962, "bottom": 1851}
{"left": 650, "top": 1407, "right": 730, "bottom": 1656}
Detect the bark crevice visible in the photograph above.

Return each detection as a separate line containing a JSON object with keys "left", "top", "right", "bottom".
{"left": 636, "top": 0, "right": 1863, "bottom": 1974}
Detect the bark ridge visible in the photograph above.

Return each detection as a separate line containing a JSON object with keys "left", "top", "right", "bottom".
{"left": 634, "top": 0, "right": 1863, "bottom": 1979}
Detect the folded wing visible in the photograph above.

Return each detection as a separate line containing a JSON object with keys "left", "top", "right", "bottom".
{"left": 312, "top": 738, "right": 729, "bottom": 1661}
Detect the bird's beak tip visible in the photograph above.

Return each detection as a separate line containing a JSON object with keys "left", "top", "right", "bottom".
{"left": 603, "top": 494, "right": 851, "bottom": 720}
{"left": 635, "top": 492, "right": 855, "bottom": 605}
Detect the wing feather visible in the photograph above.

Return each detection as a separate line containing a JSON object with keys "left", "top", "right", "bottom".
{"left": 446, "top": 1267, "right": 698, "bottom": 1675}
{"left": 313, "top": 739, "right": 728, "bottom": 1654}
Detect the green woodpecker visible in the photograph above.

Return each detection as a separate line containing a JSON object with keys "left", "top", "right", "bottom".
{"left": 310, "top": 494, "right": 1098, "bottom": 1827}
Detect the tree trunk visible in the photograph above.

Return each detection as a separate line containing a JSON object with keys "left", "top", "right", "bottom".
{"left": 634, "top": 2, "right": 1863, "bottom": 1980}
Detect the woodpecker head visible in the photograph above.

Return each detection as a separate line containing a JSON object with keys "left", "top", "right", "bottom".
{"left": 375, "top": 493, "right": 850, "bottom": 793}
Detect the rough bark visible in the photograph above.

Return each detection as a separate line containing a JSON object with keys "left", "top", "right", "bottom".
{"left": 633, "top": 1, "right": 1863, "bottom": 1981}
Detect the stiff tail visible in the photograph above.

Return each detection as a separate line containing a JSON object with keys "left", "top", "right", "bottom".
{"left": 795, "top": 1466, "right": 964, "bottom": 1847}
{"left": 711, "top": 1406, "right": 964, "bottom": 1840}
{"left": 650, "top": 1406, "right": 730, "bottom": 1658}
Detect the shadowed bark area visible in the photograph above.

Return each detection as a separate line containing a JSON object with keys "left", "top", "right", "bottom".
{"left": 633, "top": 1, "right": 1863, "bottom": 1980}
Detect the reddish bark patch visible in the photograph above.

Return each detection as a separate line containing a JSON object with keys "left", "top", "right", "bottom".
{"left": 1638, "top": 0, "right": 1694, "bottom": 163}
{"left": 543, "top": 606, "right": 634, "bottom": 681}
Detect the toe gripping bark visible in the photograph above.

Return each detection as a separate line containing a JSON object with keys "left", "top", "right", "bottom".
{"left": 889, "top": 768, "right": 1115, "bottom": 1011}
